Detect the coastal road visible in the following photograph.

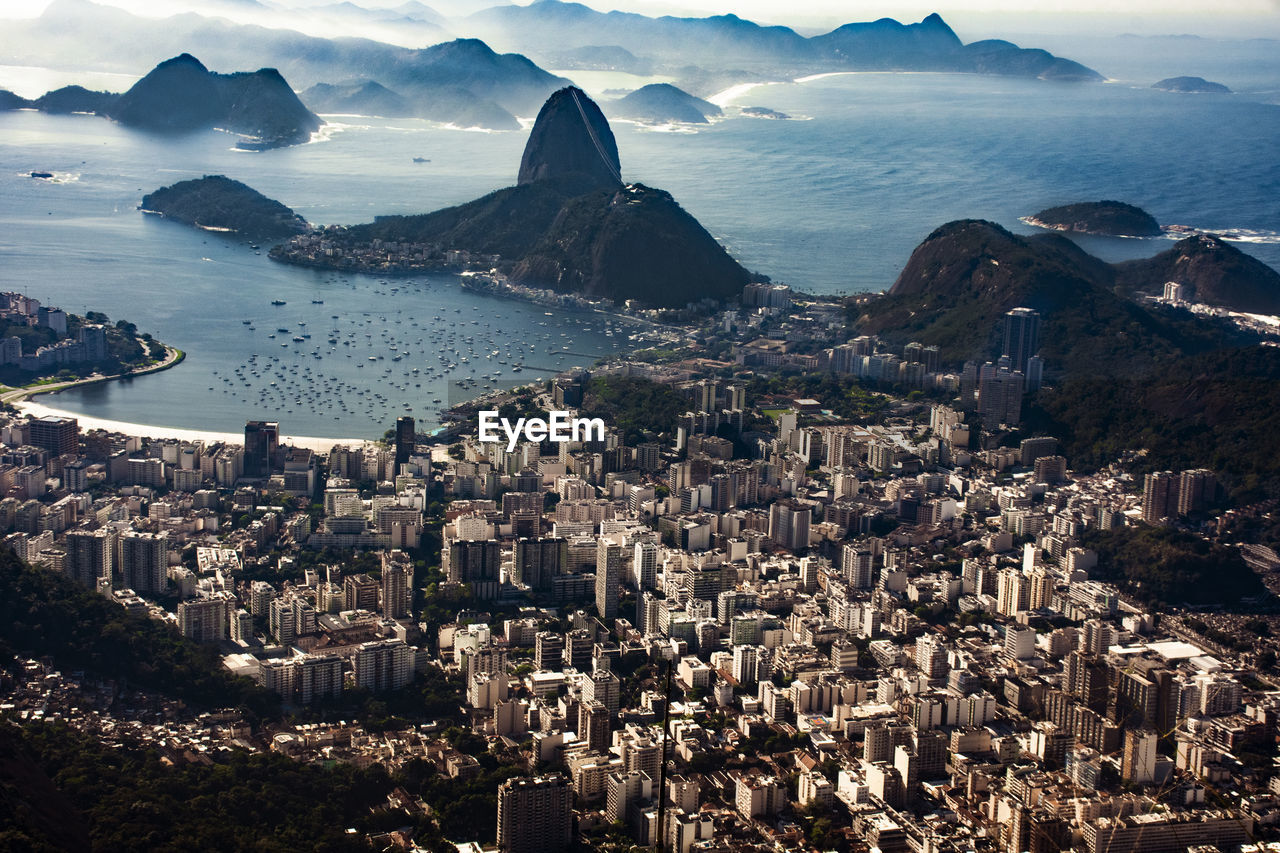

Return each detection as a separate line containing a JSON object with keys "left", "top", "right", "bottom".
{"left": 0, "top": 345, "right": 184, "bottom": 408}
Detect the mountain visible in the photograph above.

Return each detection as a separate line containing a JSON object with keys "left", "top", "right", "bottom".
{"left": 3, "top": 1, "right": 567, "bottom": 128}
{"left": 1153, "top": 76, "right": 1231, "bottom": 93}
{"left": 273, "top": 87, "right": 752, "bottom": 308}
{"left": 808, "top": 13, "right": 964, "bottom": 69}
{"left": 1115, "top": 235, "right": 1280, "bottom": 315}
{"left": 301, "top": 80, "right": 414, "bottom": 117}
{"left": 544, "top": 45, "right": 654, "bottom": 75}
{"left": 140, "top": 175, "right": 308, "bottom": 238}
{"left": 855, "top": 219, "right": 1243, "bottom": 376}
{"left": 469, "top": 1, "right": 811, "bottom": 69}
{"left": 959, "top": 40, "right": 1102, "bottom": 81}
{"left": 1026, "top": 347, "right": 1280, "bottom": 503}
{"left": 1026, "top": 201, "right": 1162, "bottom": 237}
{"left": 467, "top": 1, "right": 1100, "bottom": 80}
{"left": 518, "top": 87, "right": 620, "bottom": 187}
{"left": 509, "top": 183, "right": 750, "bottom": 306}
{"left": 610, "top": 83, "right": 721, "bottom": 124}
{"left": 30, "top": 85, "right": 119, "bottom": 114}
{"left": 0, "top": 89, "right": 28, "bottom": 110}
{"left": 108, "top": 54, "right": 321, "bottom": 148}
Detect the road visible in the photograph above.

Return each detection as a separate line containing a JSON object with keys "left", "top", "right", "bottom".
{"left": 0, "top": 345, "right": 184, "bottom": 407}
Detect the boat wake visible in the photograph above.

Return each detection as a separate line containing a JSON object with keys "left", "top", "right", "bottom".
{"left": 1160, "top": 225, "right": 1280, "bottom": 244}
{"left": 1018, "top": 216, "right": 1280, "bottom": 245}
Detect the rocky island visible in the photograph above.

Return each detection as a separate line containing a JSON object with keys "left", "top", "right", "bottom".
{"left": 271, "top": 87, "right": 755, "bottom": 309}
{"left": 0, "top": 54, "right": 322, "bottom": 150}
{"left": 1153, "top": 76, "right": 1232, "bottom": 94}
{"left": 140, "top": 176, "right": 308, "bottom": 239}
{"left": 740, "top": 106, "right": 790, "bottom": 119}
{"left": 1024, "top": 200, "right": 1162, "bottom": 237}
{"left": 609, "top": 83, "right": 722, "bottom": 124}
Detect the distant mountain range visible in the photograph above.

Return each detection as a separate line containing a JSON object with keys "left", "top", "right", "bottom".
{"left": 3, "top": 0, "right": 568, "bottom": 129}
{"left": 466, "top": 4, "right": 1102, "bottom": 82}
{"left": 0, "top": 54, "right": 321, "bottom": 149}
{"left": 0, "top": 0, "right": 1105, "bottom": 133}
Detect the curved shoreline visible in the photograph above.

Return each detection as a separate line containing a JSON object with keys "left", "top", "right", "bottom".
{"left": 3, "top": 346, "right": 374, "bottom": 453}
{"left": 13, "top": 397, "right": 373, "bottom": 453}
{"left": 0, "top": 344, "right": 187, "bottom": 408}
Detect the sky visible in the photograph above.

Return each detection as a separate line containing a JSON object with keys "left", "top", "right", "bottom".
{"left": 3, "top": 0, "right": 1278, "bottom": 38}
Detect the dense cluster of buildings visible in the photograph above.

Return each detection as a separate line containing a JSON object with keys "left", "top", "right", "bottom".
{"left": 0, "top": 290, "right": 1272, "bottom": 853}
{"left": 0, "top": 291, "right": 109, "bottom": 371}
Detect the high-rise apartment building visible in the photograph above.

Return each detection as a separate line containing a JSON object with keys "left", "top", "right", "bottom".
{"left": 243, "top": 420, "right": 279, "bottom": 478}
{"left": 595, "top": 539, "right": 622, "bottom": 621}
{"left": 496, "top": 774, "right": 572, "bottom": 853}
{"left": 1002, "top": 307, "right": 1041, "bottom": 374}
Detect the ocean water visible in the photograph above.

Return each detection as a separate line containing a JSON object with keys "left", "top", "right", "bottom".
{"left": 0, "top": 64, "right": 1277, "bottom": 438}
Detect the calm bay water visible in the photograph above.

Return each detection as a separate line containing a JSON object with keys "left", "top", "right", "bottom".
{"left": 0, "top": 65, "right": 1277, "bottom": 437}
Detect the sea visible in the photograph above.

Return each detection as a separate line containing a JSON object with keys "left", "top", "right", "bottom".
{"left": 1, "top": 36, "right": 1278, "bottom": 439}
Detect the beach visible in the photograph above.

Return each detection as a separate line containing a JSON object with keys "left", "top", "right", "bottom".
{"left": 14, "top": 397, "right": 374, "bottom": 454}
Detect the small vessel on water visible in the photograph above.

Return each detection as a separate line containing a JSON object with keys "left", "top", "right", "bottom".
{"left": 412, "top": 157, "right": 429, "bottom": 163}
{"left": 271, "top": 299, "right": 286, "bottom": 306}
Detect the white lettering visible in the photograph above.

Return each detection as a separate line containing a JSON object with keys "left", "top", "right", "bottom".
{"left": 501, "top": 417, "right": 524, "bottom": 452}
{"left": 476, "top": 410, "right": 599, "bottom": 448}
{"left": 478, "top": 410, "right": 501, "bottom": 444}
{"left": 573, "top": 416, "right": 606, "bottom": 443}
{"left": 549, "top": 410, "right": 570, "bottom": 442}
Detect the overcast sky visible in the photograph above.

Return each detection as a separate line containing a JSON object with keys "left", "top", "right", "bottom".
{"left": 6, "top": 0, "right": 1279, "bottom": 37}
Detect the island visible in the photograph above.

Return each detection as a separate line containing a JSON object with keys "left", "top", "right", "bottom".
{"left": 140, "top": 176, "right": 308, "bottom": 239}
{"left": 609, "top": 83, "right": 722, "bottom": 124}
{"left": 1153, "top": 76, "right": 1232, "bottom": 94}
{"left": 1024, "top": 200, "right": 1162, "bottom": 237}
{"left": 2, "top": 54, "right": 322, "bottom": 150}
{"left": 271, "top": 87, "right": 757, "bottom": 309}
{"left": 740, "top": 106, "right": 790, "bottom": 119}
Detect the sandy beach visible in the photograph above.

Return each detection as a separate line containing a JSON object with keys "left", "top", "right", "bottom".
{"left": 15, "top": 397, "right": 374, "bottom": 454}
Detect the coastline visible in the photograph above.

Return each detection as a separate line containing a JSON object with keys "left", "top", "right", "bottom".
{"left": 3, "top": 344, "right": 375, "bottom": 453}
{"left": 13, "top": 397, "right": 375, "bottom": 453}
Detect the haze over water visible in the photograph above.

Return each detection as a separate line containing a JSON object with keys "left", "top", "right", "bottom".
{"left": 1, "top": 47, "right": 1278, "bottom": 438}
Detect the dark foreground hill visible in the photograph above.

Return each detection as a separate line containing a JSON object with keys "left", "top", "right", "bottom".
{"left": 1115, "top": 234, "right": 1280, "bottom": 315}
{"left": 855, "top": 220, "right": 1240, "bottom": 376}
{"left": 857, "top": 218, "right": 1280, "bottom": 501}
{"left": 141, "top": 175, "right": 308, "bottom": 238}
